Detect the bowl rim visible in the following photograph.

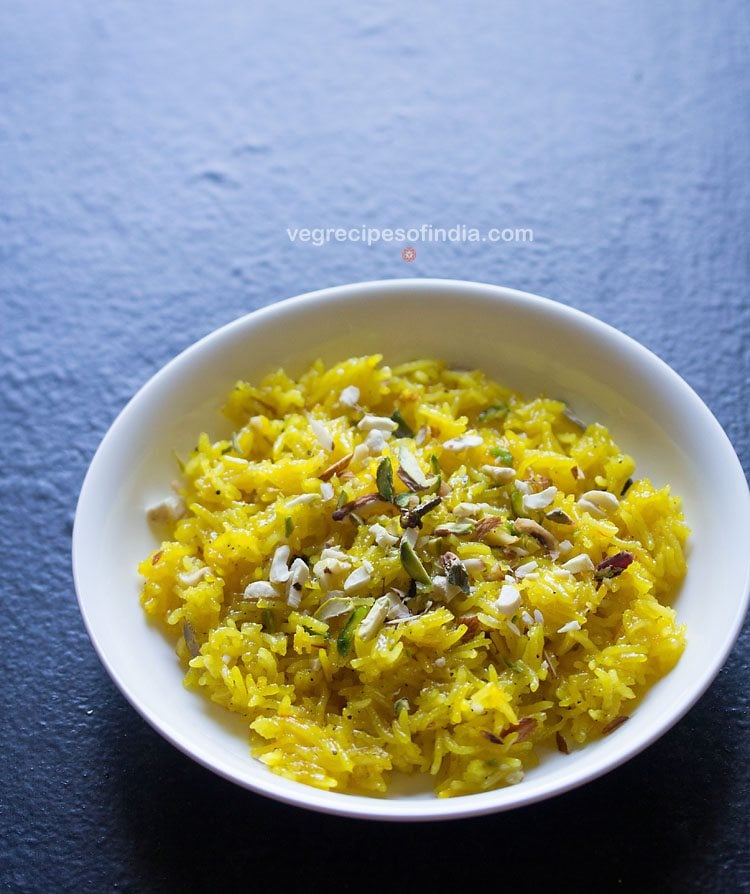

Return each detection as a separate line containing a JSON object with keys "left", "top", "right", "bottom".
{"left": 72, "top": 277, "right": 750, "bottom": 821}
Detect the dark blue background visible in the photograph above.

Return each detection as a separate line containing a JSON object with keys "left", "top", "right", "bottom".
{"left": 1, "top": 2, "right": 748, "bottom": 891}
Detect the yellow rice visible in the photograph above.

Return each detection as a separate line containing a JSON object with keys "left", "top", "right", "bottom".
{"left": 139, "top": 355, "right": 688, "bottom": 797}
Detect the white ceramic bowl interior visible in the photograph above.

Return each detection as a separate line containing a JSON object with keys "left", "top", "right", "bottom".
{"left": 73, "top": 279, "right": 750, "bottom": 821}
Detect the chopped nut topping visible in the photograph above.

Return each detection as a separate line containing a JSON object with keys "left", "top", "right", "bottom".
{"left": 515, "top": 560, "right": 538, "bottom": 579}
{"left": 397, "top": 445, "right": 436, "bottom": 491}
{"left": 343, "top": 561, "right": 374, "bottom": 594}
{"left": 314, "top": 596, "right": 358, "bottom": 621}
{"left": 357, "top": 414, "right": 398, "bottom": 432}
{"left": 545, "top": 508, "right": 574, "bottom": 526}
{"left": 244, "top": 581, "right": 279, "bottom": 600}
{"left": 358, "top": 595, "right": 390, "bottom": 641}
{"left": 147, "top": 495, "right": 187, "bottom": 524}
{"left": 440, "top": 552, "right": 470, "bottom": 594}
{"left": 462, "top": 557, "right": 486, "bottom": 576}
{"left": 512, "top": 518, "right": 558, "bottom": 552}
{"left": 442, "top": 433, "right": 483, "bottom": 452}
{"left": 495, "top": 583, "right": 521, "bottom": 615}
{"left": 481, "top": 464, "right": 516, "bottom": 484}
{"left": 384, "top": 588, "right": 411, "bottom": 620}
{"left": 370, "top": 523, "right": 399, "bottom": 548}
{"left": 286, "top": 558, "right": 309, "bottom": 608}
{"left": 578, "top": 489, "right": 620, "bottom": 516}
{"left": 433, "top": 521, "right": 476, "bottom": 536}
{"left": 269, "top": 545, "right": 291, "bottom": 584}
{"left": 286, "top": 493, "right": 320, "bottom": 508}
{"left": 350, "top": 443, "right": 370, "bottom": 467}
{"left": 338, "top": 385, "right": 360, "bottom": 407}
{"left": 376, "top": 456, "right": 394, "bottom": 502}
{"left": 561, "top": 553, "right": 595, "bottom": 574}
{"left": 501, "top": 717, "right": 537, "bottom": 743}
{"left": 390, "top": 409, "right": 414, "bottom": 439}
{"left": 364, "top": 429, "right": 389, "bottom": 455}
{"left": 602, "top": 715, "right": 630, "bottom": 735}
{"left": 308, "top": 415, "right": 334, "bottom": 452}
{"left": 400, "top": 539, "right": 431, "bottom": 585}
{"left": 182, "top": 620, "right": 200, "bottom": 658}
{"left": 563, "top": 406, "right": 587, "bottom": 430}
{"left": 177, "top": 566, "right": 210, "bottom": 586}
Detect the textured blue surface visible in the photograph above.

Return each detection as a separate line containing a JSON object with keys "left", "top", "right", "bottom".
{"left": 1, "top": 1, "right": 748, "bottom": 891}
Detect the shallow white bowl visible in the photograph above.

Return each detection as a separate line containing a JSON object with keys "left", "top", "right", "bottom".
{"left": 73, "top": 279, "right": 750, "bottom": 821}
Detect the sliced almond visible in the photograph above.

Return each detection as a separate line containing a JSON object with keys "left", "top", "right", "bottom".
{"left": 513, "top": 518, "right": 558, "bottom": 552}
{"left": 320, "top": 452, "right": 353, "bottom": 482}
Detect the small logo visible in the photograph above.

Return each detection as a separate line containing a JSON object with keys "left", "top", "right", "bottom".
{"left": 401, "top": 246, "right": 417, "bottom": 263}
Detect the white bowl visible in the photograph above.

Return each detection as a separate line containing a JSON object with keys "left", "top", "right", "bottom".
{"left": 73, "top": 279, "right": 750, "bottom": 821}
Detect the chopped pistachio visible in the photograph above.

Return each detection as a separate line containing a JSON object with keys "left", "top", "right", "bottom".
{"left": 284, "top": 516, "right": 294, "bottom": 537}
{"left": 376, "top": 456, "right": 394, "bottom": 503}
{"left": 490, "top": 447, "right": 514, "bottom": 466}
{"left": 441, "top": 552, "right": 470, "bottom": 594}
{"left": 261, "top": 609, "right": 276, "bottom": 633}
{"left": 400, "top": 540, "right": 432, "bottom": 586}
{"left": 337, "top": 605, "right": 368, "bottom": 657}
{"left": 545, "top": 508, "right": 574, "bottom": 526}
{"left": 433, "top": 521, "right": 476, "bottom": 536}
{"left": 510, "top": 489, "right": 524, "bottom": 518}
{"left": 182, "top": 620, "right": 200, "bottom": 658}
{"left": 391, "top": 408, "right": 414, "bottom": 439}
{"left": 394, "top": 698, "right": 410, "bottom": 717}
{"left": 478, "top": 403, "right": 508, "bottom": 423}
